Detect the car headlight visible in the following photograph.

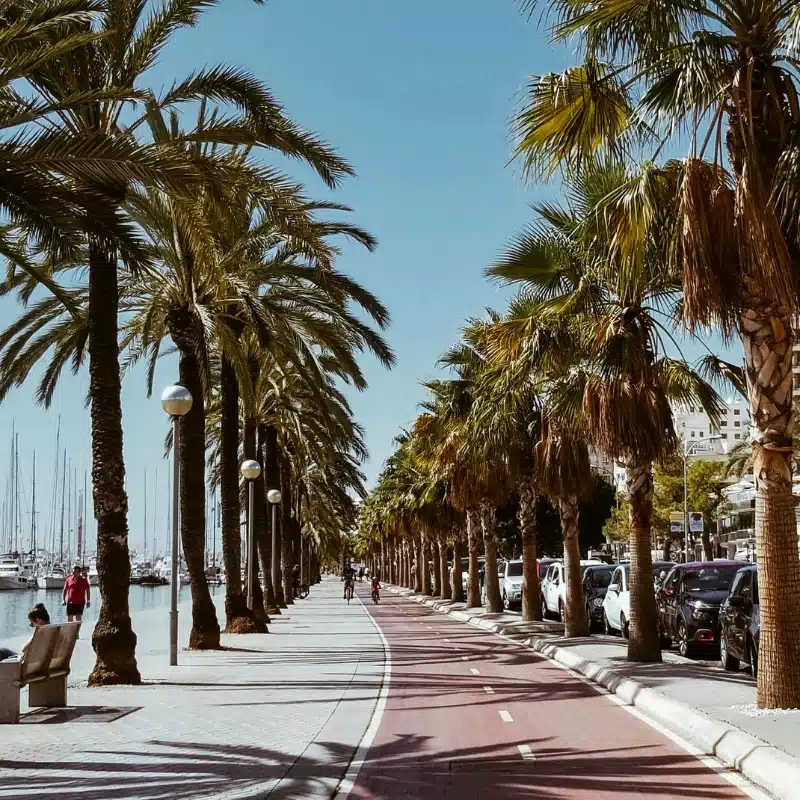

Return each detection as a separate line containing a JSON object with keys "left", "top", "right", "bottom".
{"left": 592, "top": 598, "right": 603, "bottom": 607}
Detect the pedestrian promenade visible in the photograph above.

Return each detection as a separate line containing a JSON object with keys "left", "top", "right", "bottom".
{"left": 0, "top": 577, "right": 383, "bottom": 800}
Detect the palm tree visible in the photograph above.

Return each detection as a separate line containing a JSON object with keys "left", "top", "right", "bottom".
{"left": 487, "top": 162, "right": 722, "bottom": 659}
{"left": 515, "top": 0, "right": 800, "bottom": 708}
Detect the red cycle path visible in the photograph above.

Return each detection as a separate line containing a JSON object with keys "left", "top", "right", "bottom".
{"left": 350, "top": 587, "right": 749, "bottom": 800}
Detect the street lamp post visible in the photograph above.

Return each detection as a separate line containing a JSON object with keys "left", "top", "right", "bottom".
{"left": 267, "top": 489, "right": 281, "bottom": 605}
{"left": 681, "top": 435, "right": 721, "bottom": 563}
{"left": 241, "top": 460, "right": 262, "bottom": 611}
{"left": 160, "top": 385, "right": 193, "bottom": 667}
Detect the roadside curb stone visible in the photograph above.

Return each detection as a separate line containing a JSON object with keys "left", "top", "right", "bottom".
{"left": 395, "top": 587, "right": 800, "bottom": 800}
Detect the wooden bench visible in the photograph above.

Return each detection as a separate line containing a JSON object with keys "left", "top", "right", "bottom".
{"left": 0, "top": 622, "right": 81, "bottom": 723}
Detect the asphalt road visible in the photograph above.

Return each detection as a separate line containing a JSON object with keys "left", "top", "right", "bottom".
{"left": 348, "top": 585, "right": 757, "bottom": 800}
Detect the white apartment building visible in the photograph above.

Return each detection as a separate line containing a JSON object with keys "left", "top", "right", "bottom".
{"left": 671, "top": 397, "right": 749, "bottom": 456}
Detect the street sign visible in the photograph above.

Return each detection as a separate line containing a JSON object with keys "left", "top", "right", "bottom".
{"left": 689, "top": 512, "right": 704, "bottom": 533}
{"left": 669, "top": 512, "right": 684, "bottom": 533}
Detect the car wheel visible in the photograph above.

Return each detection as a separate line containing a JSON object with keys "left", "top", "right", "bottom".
{"left": 659, "top": 624, "right": 672, "bottom": 649}
{"left": 720, "top": 629, "right": 740, "bottom": 672}
{"left": 620, "top": 612, "right": 630, "bottom": 640}
{"left": 559, "top": 600, "right": 566, "bottom": 624}
{"left": 603, "top": 611, "right": 615, "bottom": 636}
{"left": 541, "top": 596, "right": 549, "bottom": 620}
{"left": 748, "top": 637, "right": 758, "bottom": 680}
{"left": 502, "top": 591, "right": 509, "bottom": 610}
{"left": 677, "top": 619, "right": 693, "bottom": 658}
{"left": 586, "top": 604, "right": 595, "bottom": 632}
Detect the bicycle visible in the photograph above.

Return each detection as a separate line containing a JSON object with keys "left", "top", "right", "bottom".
{"left": 371, "top": 587, "right": 380, "bottom": 605}
{"left": 297, "top": 583, "right": 309, "bottom": 600}
{"left": 344, "top": 580, "right": 354, "bottom": 604}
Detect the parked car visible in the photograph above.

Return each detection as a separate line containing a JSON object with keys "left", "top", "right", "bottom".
{"left": 461, "top": 556, "right": 486, "bottom": 593}
{"left": 541, "top": 560, "right": 604, "bottom": 621}
{"left": 582, "top": 564, "right": 616, "bottom": 631}
{"left": 537, "top": 557, "right": 559, "bottom": 581}
{"left": 656, "top": 561, "right": 743, "bottom": 657}
{"left": 603, "top": 561, "right": 675, "bottom": 638}
{"left": 501, "top": 560, "right": 524, "bottom": 609}
{"left": 719, "top": 565, "right": 759, "bottom": 678}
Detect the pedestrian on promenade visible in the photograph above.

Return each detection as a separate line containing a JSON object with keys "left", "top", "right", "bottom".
{"left": 358, "top": 566, "right": 364, "bottom": 582}
{"left": 292, "top": 563, "right": 301, "bottom": 597}
{"left": 62, "top": 565, "right": 91, "bottom": 622}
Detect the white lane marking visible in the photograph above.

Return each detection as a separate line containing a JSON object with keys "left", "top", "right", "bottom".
{"left": 334, "top": 592, "right": 392, "bottom": 798}
{"left": 470, "top": 668, "right": 480, "bottom": 675}
{"left": 483, "top": 686, "right": 495, "bottom": 695}
{"left": 461, "top": 655, "right": 469, "bottom": 661}
{"left": 499, "top": 710, "right": 513, "bottom": 722}
{"left": 517, "top": 744, "right": 536, "bottom": 761}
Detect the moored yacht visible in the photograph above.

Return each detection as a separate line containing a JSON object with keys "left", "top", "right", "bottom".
{"left": 36, "top": 564, "right": 66, "bottom": 590}
{"left": 0, "top": 554, "right": 34, "bottom": 590}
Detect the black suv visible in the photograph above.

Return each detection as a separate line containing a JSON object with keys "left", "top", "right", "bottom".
{"left": 719, "top": 565, "right": 760, "bottom": 679}
{"left": 582, "top": 564, "right": 616, "bottom": 631}
{"left": 656, "top": 561, "right": 743, "bottom": 657}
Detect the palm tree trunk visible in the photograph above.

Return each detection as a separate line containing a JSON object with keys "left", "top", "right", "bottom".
{"left": 87, "top": 242, "right": 139, "bottom": 686}
{"left": 626, "top": 463, "right": 661, "bottom": 662}
{"left": 412, "top": 534, "right": 422, "bottom": 593}
{"left": 560, "top": 495, "right": 588, "bottom": 637}
{"left": 481, "top": 505, "right": 503, "bottom": 613}
{"left": 451, "top": 533, "right": 463, "bottom": 602}
{"left": 519, "top": 481, "right": 541, "bottom": 622}
{"left": 220, "top": 356, "right": 257, "bottom": 633}
{"left": 432, "top": 535, "right": 442, "bottom": 596}
{"left": 257, "top": 424, "right": 278, "bottom": 613}
{"left": 740, "top": 298, "right": 800, "bottom": 707}
{"left": 438, "top": 537, "right": 451, "bottom": 599}
{"left": 389, "top": 537, "right": 396, "bottom": 584}
{"left": 172, "top": 324, "right": 221, "bottom": 649}
{"left": 420, "top": 533, "right": 431, "bottom": 595}
{"left": 279, "top": 449, "right": 295, "bottom": 605}
{"left": 466, "top": 510, "right": 481, "bottom": 608}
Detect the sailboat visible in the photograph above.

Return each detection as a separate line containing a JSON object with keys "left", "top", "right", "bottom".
{"left": 38, "top": 446, "right": 67, "bottom": 590}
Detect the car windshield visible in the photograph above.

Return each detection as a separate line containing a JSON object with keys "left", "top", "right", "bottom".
{"left": 683, "top": 566, "right": 741, "bottom": 592}
{"left": 591, "top": 569, "right": 614, "bottom": 588}
{"left": 538, "top": 562, "right": 554, "bottom": 578}
{"left": 507, "top": 562, "right": 523, "bottom": 577}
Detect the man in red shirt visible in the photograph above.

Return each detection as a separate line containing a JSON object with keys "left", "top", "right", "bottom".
{"left": 62, "top": 565, "right": 91, "bottom": 622}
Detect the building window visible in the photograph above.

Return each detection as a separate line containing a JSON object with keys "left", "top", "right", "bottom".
{"left": 735, "top": 434, "right": 741, "bottom": 440}
{"left": 721, "top": 433, "right": 728, "bottom": 439}
{"left": 690, "top": 431, "right": 695, "bottom": 438}
{"left": 734, "top": 409, "right": 741, "bottom": 415}
{"left": 734, "top": 421, "right": 740, "bottom": 427}
{"left": 689, "top": 406, "right": 695, "bottom": 413}
{"left": 699, "top": 431, "right": 704, "bottom": 437}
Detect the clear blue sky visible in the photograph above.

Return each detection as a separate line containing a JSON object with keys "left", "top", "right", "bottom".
{"left": 0, "top": 1, "right": 734, "bottom": 557}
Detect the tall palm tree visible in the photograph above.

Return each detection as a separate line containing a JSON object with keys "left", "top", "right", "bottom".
{"left": 487, "top": 162, "right": 722, "bottom": 659}
{"left": 515, "top": 0, "right": 800, "bottom": 708}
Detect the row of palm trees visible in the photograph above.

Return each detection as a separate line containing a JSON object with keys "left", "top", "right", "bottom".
{"left": 0, "top": 2, "right": 390, "bottom": 684}
{"left": 360, "top": 153, "right": 800, "bottom": 710}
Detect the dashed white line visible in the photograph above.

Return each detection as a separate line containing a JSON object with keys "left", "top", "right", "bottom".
{"left": 499, "top": 710, "right": 514, "bottom": 722}
{"left": 517, "top": 744, "right": 535, "bottom": 761}
{"left": 483, "top": 686, "right": 495, "bottom": 695}
{"left": 461, "top": 655, "right": 469, "bottom": 661}
{"left": 470, "top": 668, "right": 480, "bottom": 675}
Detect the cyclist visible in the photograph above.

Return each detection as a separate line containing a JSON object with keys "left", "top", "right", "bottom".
{"left": 343, "top": 564, "right": 355, "bottom": 600}
{"left": 292, "top": 564, "right": 301, "bottom": 598}
{"left": 371, "top": 575, "right": 381, "bottom": 603}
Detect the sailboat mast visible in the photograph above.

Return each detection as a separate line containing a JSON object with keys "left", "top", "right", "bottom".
{"left": 30, "top": 451, "right": 36, "bottom": 555}
{"left": 82, "top": 470, "right": 87, "bottom": 564}
{"left": 144, "top": 469, "right": 148, "bottom": 561}
{"left": 13, "top": 432, "right": 18, "bottom": 553}
{"left": 59, "top": 450, "right": 66, "bottom": 563}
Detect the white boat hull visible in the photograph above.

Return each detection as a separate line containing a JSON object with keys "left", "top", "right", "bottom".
{"left": 88, "top": 574, "right": 99, "bottom": 586}
{"left": 37, "top": 575, "right": 65, "bottom": 590}
{"left": 0, "top": 575, "right": 32, "bottom": 590}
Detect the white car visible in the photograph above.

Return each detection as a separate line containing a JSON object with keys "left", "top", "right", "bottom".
{"left": 501, "top": 559, "right": 524, "bottom": 609}
{"left": 602, "top": 561, "right": 676, "bottom": 638}
{"left": 461, "top": 556, "right": 486, "bottom": 593}
{"left": 541, "top": 560, "right": 604, "bottom": 621}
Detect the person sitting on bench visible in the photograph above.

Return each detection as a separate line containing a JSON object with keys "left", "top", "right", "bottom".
{"left": 0, "top": 603, "right": 50, "bottom": 663}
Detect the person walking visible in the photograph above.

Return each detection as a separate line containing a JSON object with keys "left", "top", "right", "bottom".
{"left": 62, "top": 565, "right": 91, "bottom": 622}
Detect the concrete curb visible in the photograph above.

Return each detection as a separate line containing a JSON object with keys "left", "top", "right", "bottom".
{"left": 401, "top": 589, "right": 799, "bottom": 800}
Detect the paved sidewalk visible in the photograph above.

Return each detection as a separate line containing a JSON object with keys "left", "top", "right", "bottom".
{"left": 390, "top": 587, "right": 800, "bottom": 799}
{"left": 0, "top": 577, "right": 384, "bottom": 800}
